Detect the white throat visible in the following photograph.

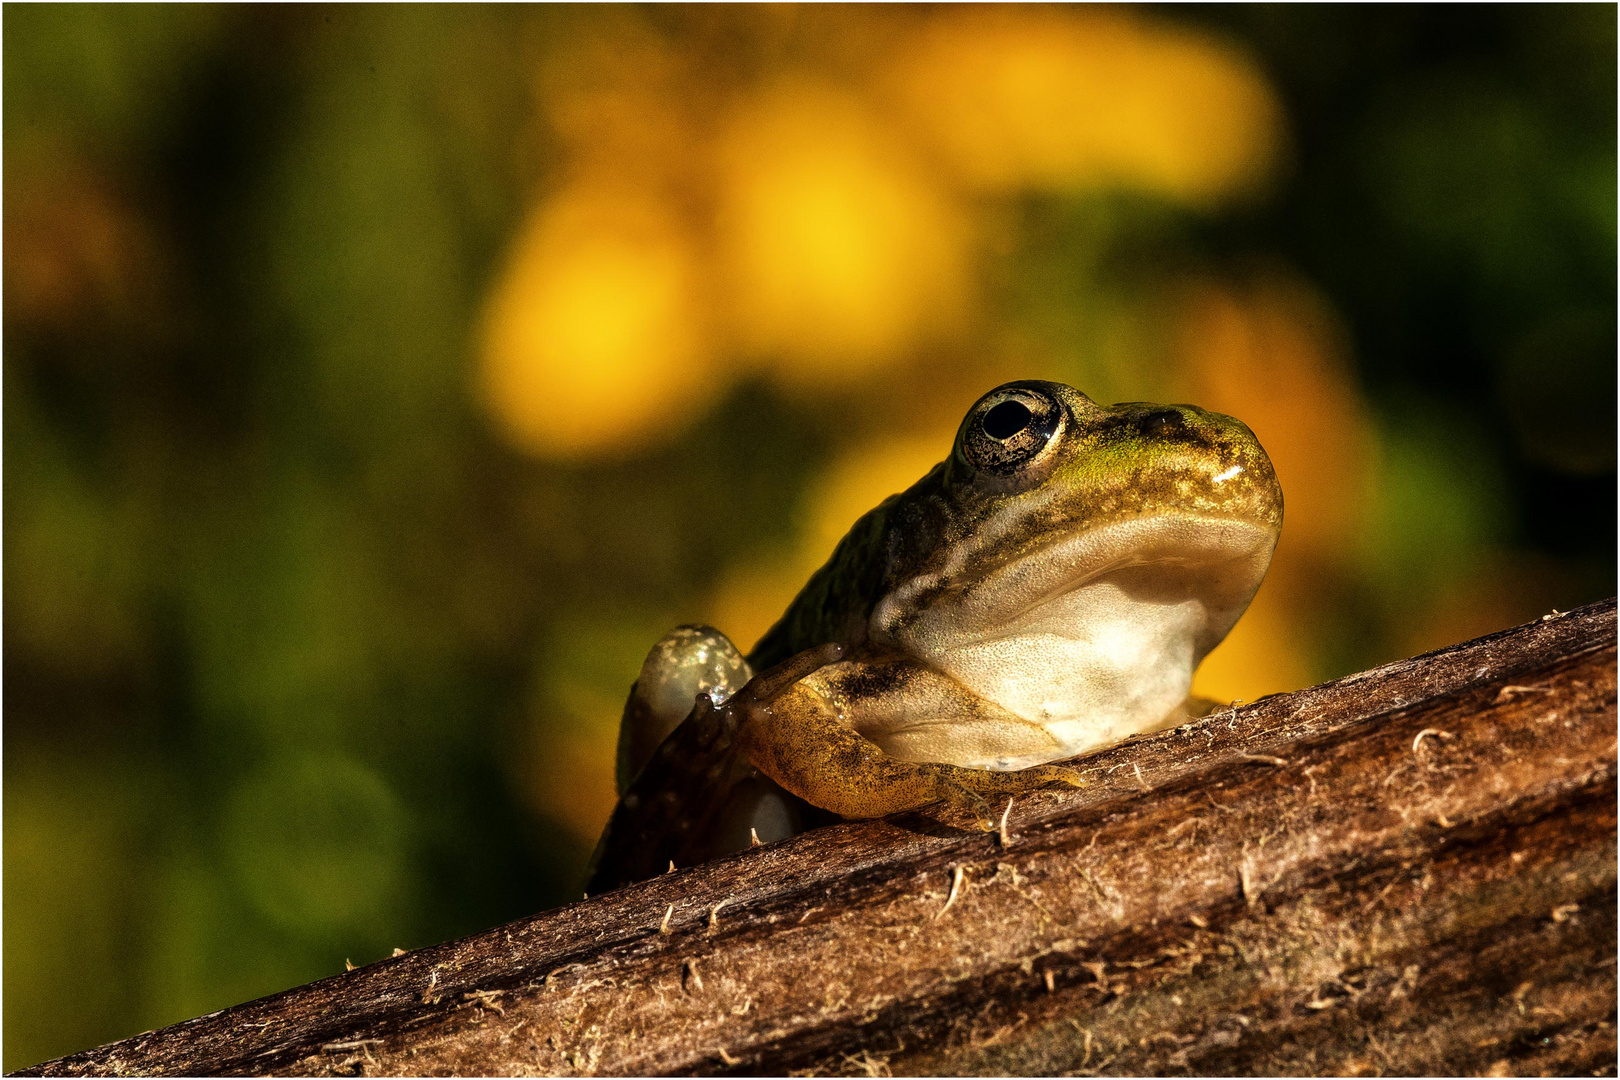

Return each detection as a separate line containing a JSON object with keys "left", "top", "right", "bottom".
{"left": 872, "top": 515, "right": 1275, "bottom": 767}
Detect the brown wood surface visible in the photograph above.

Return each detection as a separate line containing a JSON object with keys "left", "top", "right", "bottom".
{"left": 17, "top": 600, "right": 1618, "bottom": 1078}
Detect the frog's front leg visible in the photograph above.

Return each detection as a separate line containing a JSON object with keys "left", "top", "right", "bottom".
{"left": 736, "top": 651, "right": 1085, "bottom": 829}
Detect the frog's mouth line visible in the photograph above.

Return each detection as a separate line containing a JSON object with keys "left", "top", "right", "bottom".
{"left": 873, "top": 513, "right": 1279, "bottom": 657}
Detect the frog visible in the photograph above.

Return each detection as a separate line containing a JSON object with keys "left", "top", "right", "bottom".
{"left": 586, "top": 380, "right": 1281, "bottom": 893}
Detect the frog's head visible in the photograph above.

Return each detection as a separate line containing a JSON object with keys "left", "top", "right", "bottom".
{"left": 871, "top": 380, "right": 1282, "bottom": 758}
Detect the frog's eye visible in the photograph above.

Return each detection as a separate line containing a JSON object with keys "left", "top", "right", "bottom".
{"left": 961, "top": 385, "right": 1064, "bottom": 477}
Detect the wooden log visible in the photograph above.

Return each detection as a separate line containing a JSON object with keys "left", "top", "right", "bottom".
{"left": 16, "top": 600, "right": 1617, "bottom": 1077}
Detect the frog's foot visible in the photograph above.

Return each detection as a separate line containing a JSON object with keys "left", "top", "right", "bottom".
{"left": 928, "top": 776, "right": 997, "bottom": 830}
{"left": 928, "top": 763, "right": 1087, "bottom": 830}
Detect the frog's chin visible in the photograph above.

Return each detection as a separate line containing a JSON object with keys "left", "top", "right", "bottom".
{"left": 870, "top": 513, "right": 1277, "bottom": 763}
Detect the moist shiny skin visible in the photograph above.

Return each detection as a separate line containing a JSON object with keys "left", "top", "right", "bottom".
{"left": 587, "top": 381, "right": 1282, "bottom": 892}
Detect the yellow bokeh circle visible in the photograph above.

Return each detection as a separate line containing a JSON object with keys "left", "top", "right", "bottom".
{"left": 479, "top": 183, "right": 717, "bottom": 458}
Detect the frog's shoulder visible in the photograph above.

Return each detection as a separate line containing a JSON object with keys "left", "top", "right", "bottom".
{"left": 748, "top": 462, "right": 951, "bottom": 669}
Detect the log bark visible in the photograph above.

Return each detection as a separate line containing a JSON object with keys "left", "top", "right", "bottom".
{"left": 17, "top": 600, "right": 1618, "bottom": 1078}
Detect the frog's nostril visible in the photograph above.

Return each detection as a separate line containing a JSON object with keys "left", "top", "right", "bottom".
{"left": 983, "top": 400, "right": 1033, "bottom": 440}
{"left": 1142, "top": 410, "right": 1185, "bottom": 437}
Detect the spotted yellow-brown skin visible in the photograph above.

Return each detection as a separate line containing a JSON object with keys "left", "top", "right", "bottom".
{"left": 587, "top": 381, "right": 1281, "bottom": 892}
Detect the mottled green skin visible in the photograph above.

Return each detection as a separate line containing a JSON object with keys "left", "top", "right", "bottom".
{"left": 750, "top": 383, "right": 1281, "bottom": 669}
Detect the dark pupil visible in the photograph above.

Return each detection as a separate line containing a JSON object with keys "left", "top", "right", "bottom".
{"left": 983, "top": 400, "right": 1033, "bottom": 440}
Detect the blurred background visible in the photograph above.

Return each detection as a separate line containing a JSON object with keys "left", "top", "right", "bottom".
{"left": 4, "top": 4, "right": 1614, "bottom": 1068}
